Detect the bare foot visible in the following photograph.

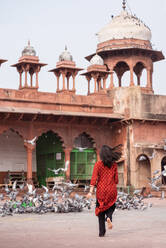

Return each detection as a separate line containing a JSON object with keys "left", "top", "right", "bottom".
{"left": 107, "top": 217, "right": 113, "bottom": 229}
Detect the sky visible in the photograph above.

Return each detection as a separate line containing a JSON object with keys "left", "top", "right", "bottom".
{"left": 0, "top": 0, "right": 166, "bottom": 95}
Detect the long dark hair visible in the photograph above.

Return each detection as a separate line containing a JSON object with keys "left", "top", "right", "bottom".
{"left": 100, "top": 144, "right": 122, "bottom": 168}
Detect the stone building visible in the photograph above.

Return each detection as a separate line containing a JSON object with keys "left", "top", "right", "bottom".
{"left": 0, "top": 1, "right": 166, "bottom": 190}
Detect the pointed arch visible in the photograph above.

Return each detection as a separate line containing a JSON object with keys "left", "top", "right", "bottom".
{"left": 113, "top": 61, "right": 130, "bottom": 87}
{"left": 136, "top": 154, "right": 151, "bottom": 188}
{"left": 133, "top": 62, "right": 147, "bottom": 87}
{"left": 73, "top": 132, "right": 96, "bottom": 149}
{"left": 0, "top": 127, "right": 24, "bottom": 139}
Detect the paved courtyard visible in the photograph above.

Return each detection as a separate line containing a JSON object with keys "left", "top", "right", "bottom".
{"left": 0, "top": 198, "right": 166, "bottom": 248}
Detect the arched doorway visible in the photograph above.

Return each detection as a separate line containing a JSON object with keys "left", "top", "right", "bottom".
{"left": 136, "top": 154, "right": 151, "bottom": 188}
{"left": 70, "top": 132, "right": 96, "bottom": 182}
{"left": 36, "top": 130, "right": 64, "bottom": 186}
{"left": 161, "top": 157, "right": 166, "bottom": 185}
{"left": 0, "top": 129, "right": 34, "bottom": 185}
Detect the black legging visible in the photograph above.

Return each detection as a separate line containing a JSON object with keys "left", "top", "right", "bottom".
{"left": 96, "top": 201, "right": 116, "bottom": 236}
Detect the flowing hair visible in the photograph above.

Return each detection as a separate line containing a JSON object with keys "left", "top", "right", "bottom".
{"left": 100, "top": 144, "right": 122, "bottom": 168}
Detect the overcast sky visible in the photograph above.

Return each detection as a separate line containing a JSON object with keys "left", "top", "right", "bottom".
{"left": 0, "top": 0, "right": 166, "bottom": 95}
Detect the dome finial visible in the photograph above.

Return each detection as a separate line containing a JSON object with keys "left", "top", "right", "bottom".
{"left": 28, "top": 40, "right": 30, "bottom": 46}
{"left": 122, "top": 0, "right": 126, "bottom": 10}
{"left": 65, "top": 45, "right": 67, "bottom": 51}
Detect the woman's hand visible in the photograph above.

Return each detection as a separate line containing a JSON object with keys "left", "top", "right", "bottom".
{"left": 86, "top": 192, "right": 92, "bottom": 199}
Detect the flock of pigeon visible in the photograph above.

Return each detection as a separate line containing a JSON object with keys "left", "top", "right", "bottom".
{"left": 0, "top": 168, "right": 165, "bottom": 217}
{"left": 116, "top": 190, "right": 152, "bottom": 211}
{"left": 0, "top": 181, "right": 92, "bottom": 217}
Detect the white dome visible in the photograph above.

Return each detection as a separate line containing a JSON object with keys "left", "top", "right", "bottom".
{"left": 90, "top": 54, "right": 104, "bottom": 65}
{"left": 97, "top": 10, "right": 152, "bottom": 43}
{"left": 22, "top": 41, "right": 36, "bottom": 56}
{"left": 59, "top": 46, "right": 73, "bottom": 61}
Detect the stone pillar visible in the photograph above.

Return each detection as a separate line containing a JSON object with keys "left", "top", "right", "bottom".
{"left": 92, "top": 73, "right": 99, "bottom": 94}
{"left": 24, "top": 143, "right": 35, "bottom": 184}
{"left": 86, "top": 75, "right": 91, "bottom": 95}
{"left": 130, "top": 67, "right": 134, "bottom": 86}
{"left": 72, "top": 72, "right": 77, "bottom": 91}
{"left": 97, "top": 77, "right": 101, "bottom": 92}
{"left": 146, "top": 68, "right": 151, "bottom": 88}
{"left": 102, "top": 74, "right": 108, "bottom": 92}
{"left": 29, "top": 70, "right": 34, "bottom": 87}
{"left": 118, "top": 75, "right": 122, "bottom": 87}
{"left": 17, "top": 67, "right": 23, "bottom": 89}
{"left": 19, "top": 72, "right": 22, "bottom": 89}
{"left": 137, "top": 74, "right": 141, "bottom": 86}
{"left": 150, "top": 69, "right": 153, "bottom": 89}
{"left": 54, "top": 72, "right": 60, "bottom": 92}
{"left": 25, "top": 70, "right": 28, "bottom": 87}
{"left": 110, "top": 71, "right": 114, "bottom": 89}
{"left": 62, "top": 72, "right": 66, "bottom": 90}
{"left": 64, "top": 148, "right": 72, "bottom": 180}
{"left": 67, "top": 75, "right": 70, "bottom": 90}
{"left": 35, "top": 66, "right": 40, "bottom": 89}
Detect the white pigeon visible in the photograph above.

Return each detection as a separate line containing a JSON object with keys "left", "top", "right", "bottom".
{"left": 60, "top": 161, "right": 69, "bottom": 172}
{"left": 42, "top": 185, "right": 49, "bottom": 193}
{"left": 12, "top": 180, "right": 17, "bottom": 191}
{"left": 75, "top": 147, "right": 88, "bottom": 152}
{"left": 5, "top": 184, "right": 10, "bottom": 194}
{"left": 24, "top": 136, "right": 37, "bottom": 146}
{"left": 153, "top": 169, "right": 160, "bottom": 175}
{"left": 84, "top": 185, "right": 90, "bottom": 192}
{"left": 63, "top": 181, "right": 78, "bottom": 188}
{"left": 48, "top": 168, "right": 61, "bottom": 175}
{"left": 27, "top": 183, "right": 36, "bottom": 195}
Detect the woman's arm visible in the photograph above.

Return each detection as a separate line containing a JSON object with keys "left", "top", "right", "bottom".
{"left": 86, "top": 162, "right": 99, "bottom": 198}
{"left": 86, "top": 185, "right": 95, "bottom": 198}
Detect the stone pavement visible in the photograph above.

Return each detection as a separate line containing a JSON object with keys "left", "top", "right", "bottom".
{"left": 0, "top": 198, "right": 166, "bottom": 248}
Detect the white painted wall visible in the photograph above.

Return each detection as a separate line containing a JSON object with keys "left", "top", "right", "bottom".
{"left": 0, "top": 130, "right": 36, "bottom": 172}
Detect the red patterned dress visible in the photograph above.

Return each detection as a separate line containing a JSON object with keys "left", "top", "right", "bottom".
{"left": 90, "top": 160, "right": 118, "bottom": 216}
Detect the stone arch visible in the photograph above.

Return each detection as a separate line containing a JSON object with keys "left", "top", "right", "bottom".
{"left": 0, "top": 127, "right": 25, "bottom": 139}
{"left": 36, "top": 130, "right": 65, "bottom": 148}
{"left": 113, "top": 61, "right": 130, "bottom": 87}
{"left": 70, "top": 132, "right": 97, "bottom": 181}
{"left": 136, "top": 154, "right": 151, "bottom": 188}
{"left": 36, "top": 130, "right": 65, "bottom": 186}
{"left": 161, "top": 156, "right": 166, "bottom": 185}
{"left": 73, "top": 132, "right": 96, "bottom": 149}
{"left": 0, "top": 129, "right": 32, "bottom": 177}
{"left": 133, "top": 62, "right": 147, "bottom": 87}
{"left": 35, "top": 127, "right": 66, "bottom": 147}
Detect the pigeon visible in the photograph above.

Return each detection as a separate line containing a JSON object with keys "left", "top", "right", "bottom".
{"left": 48, "top": 168, "right": 61, "bottom": 175}
{"left": 12, "top": 180, "right": 17, "bottom": 191}
{"left": 24, "top": 136, "right": 37, "bottom": 146}
{"left": 84, "top": 185, "right": 90, "bottom": 192}
{"left": 133, "top": 189, "right": 141, "bottom": 195}
{"left": 27, "top": 184, "right": 36, "bottom": 196}
{"left": 19, "top": 184, "right": 25, "bottom": 190}
{"left": 42, "top": 185, "right": 50, "bottom": 200}
{"left": 60, "top": 161, "right": 69, "bottom": 172}
{"left": 149, "top": 183, "right": 160, "bottom": 191}
{"left": 4, "top": 184, "right": 10, "bottom": 194}
{"left": 75, "top": 147, "right": 88, "bottom": 152}
{"left": 153, "top": 170, "right": 160, "bottom": 175}
{"left": 62, "top": 181, "right": 78, "bottom": 188}
{"left": 0, "top": 194, "right": 4, "bottom": 200}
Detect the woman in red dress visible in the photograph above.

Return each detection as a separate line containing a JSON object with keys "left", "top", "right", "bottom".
{"left": 87, "top": 144, "right": 122, "bottom": 237}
